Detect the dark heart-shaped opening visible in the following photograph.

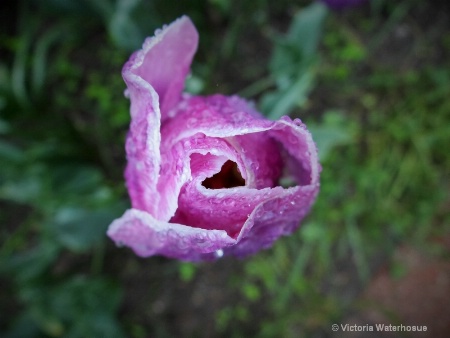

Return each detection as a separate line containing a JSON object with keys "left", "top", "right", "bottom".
{"left": 202, "top": 160, "right": 245, "bottom": 189}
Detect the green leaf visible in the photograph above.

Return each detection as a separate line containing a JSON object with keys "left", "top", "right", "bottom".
{"left": 108, "top": 0, "right": 144, "bottom": 51}
{"left": 20, "top": 276, "right": 125, "bottom": 338}
{"left": 0, "top": 141, "right": 24, "bottom": 162}
{"left": 32, "top": 28, "right": 63, "bottom": 97}
{"left": 262, "top": 70, "right": 314, "bottom": 119}
{"left": 1, "top": 241, "right": 60, "bottom": 284}
{"left": 48, "top": 202, "right": 125, "bottom": 252}
{"left": 270, "top": 2, "right": 327, "bottom": 76}
{"left": 261, "top": 2, "right": 328, "bottom": 118}
{"left": 307, "top": 111, "right": 354, "bottom": 160}
{"left": 286, "top": 2, "right": 328, "bottom": 59}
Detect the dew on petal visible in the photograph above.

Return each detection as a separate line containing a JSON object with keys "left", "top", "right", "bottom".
{"left": 293, "top": 118, "right": 302, "bottom": 126}
{"left": 183, "top": 139, "right": 191, "bottom": 148}
{"left": 187, "top": 117, "right": 198, "bottom": 128}
{"left": 288, "top": 134, "right": 299, "bottom": 144}
{"left": 108, "top": 16, "right": 320, "bottom": 261}
{"left": 136, "top": 161, "right": 144, "bottom": 171}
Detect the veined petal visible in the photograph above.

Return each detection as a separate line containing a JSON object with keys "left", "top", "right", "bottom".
{"left": 123, "top": 73, "right": 161, "bottom": 215}
{"left": 269, "top": 116, "right": 320, "bottom": 187}
{"left": 161, "top": 95, "right": 274, "bottom": 149}
{"left": 173, "top": 185, "right": 287, "bottom": 239}
{"left": 156, "top": 134, "right": 246, "bottom": 221}
{"left": 122, "top": 16, "right": 198, "bottom": 217}
{"left": 123, "top": 16, "right": 199, "bottom": 120}
{"left": 226, "top": 117, "right": 320, "bottom": 256}
{"left": 225, "top": 184, "right": 318, "bottom": 257}
{"left": 108, "top": 209, "right": 236, "bottom": 261}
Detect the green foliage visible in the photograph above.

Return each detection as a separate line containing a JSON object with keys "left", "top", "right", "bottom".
{"left": 6, "top": 276, "right": 124, "bottom": 338}
{"left": 178, "top": 262, "right": 197, "bottom": 282}
{"left": 308, "top": 110, "right": 355, "bottom": 160}
{"left": 1, "top": 1, "right": 129, "bottom": 335}
{"left": 261, "top": 2, "right": 328, "bottom": 119}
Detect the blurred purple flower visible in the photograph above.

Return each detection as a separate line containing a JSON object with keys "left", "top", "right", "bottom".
{"left": 107, "top": 16, "right": 320, "bottom": 261}
{"left": 321, "top": 0, "right": 369, "bottom": 10}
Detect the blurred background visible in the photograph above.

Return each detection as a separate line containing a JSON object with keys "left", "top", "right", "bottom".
{"left": 1, "top": 0, "right": 449, "bottom": 337}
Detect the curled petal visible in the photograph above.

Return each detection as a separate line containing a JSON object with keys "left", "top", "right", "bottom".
{"left": 123, "top": 72, "right": 161, "bottom": 216}
{"left": 108, "top": 209, "right": 236, "bottom": 261}
{"left": 171, "top": 115, "right": 320, "bottom": 256}
{"left": 156, "top": 134, "right": 245, "bottom": 221}
{"left": 173, "top": 185, "right": 287, "bottom": 239}
{"left": 124, "top": 16, "right": 199, "bottom": 119}
{"left": 226, "top": 185, "right": 318, "bottom": 257}
{"left": 161, "top": 95, "right": 274, "bottom": 148}
{"left": 122, "top": 16, "right": 198, "bottom": 218}
{"left": 269, "top": 117, "right": 320, "bottom": 186}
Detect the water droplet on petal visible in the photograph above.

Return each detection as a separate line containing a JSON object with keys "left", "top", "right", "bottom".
{"left": 224, "top": 199, "right": 235, "bottom": 207}
{"left": 288, "top": 134, "right": 298, "bottom": 144}
{"left": 136, "top": 161, "right": 144, "bottom": 171}
{"left": 195, "top": 234, "right": 206, "bottom": 244}
{"left": 187, "top": 118, "right": 198, "bottom": 128}
{"left": 167, "top": 229, "right": 176, "bottom": 239}
{"left": 215, "top": 249, "right": 224, "bottom": 258}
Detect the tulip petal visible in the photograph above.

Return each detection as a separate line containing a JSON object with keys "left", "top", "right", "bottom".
{"left": 269, "top": 117, "right": 320, "bottom": 186}
{"left": 156, "top": 134, "right": 246, "bottom": 221}
{"left": 121, "top": 16, "right": 198, "bottom": 217}
{"left": 124, "top": 16, "right": 199, "bottom": 119}
{"left": 166, "top": 100, "right": 319, "bottom": 252}
{"left": 226, "top": 118, "right": 320, "bottom": 256}
{"left": 122, "top": 70, "right": 161, "bottom": 216}
{"left": 161, "top": 95, "right": 274, "bottom": 148}
{"left": 107, "top": 208, "right": 236, "bottom": 261}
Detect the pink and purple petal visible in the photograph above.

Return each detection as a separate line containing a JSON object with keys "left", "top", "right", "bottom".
{"left": 108, "top": 209, "right": 236, "bottom": 261}
{"left": 123, "top": 16, "right": 199, "bottom": 120}
{"left": 108, "top": 16, "right": 320, "bottom": 261}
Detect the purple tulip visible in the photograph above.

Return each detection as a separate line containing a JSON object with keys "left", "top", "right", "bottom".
{"left": 321, "top": 0, "right": 369, "bottom": 10}
{"left": 107, "top": 17, "right": 320, "bottom": 261}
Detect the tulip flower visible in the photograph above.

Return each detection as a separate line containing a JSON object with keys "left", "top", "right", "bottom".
{"left": 107, "top": 16, "right": 320, "bottom": 261}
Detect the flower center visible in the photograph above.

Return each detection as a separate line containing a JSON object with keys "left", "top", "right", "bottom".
{"left": 202, "top": 160, "right": 245, "bottom": 189}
